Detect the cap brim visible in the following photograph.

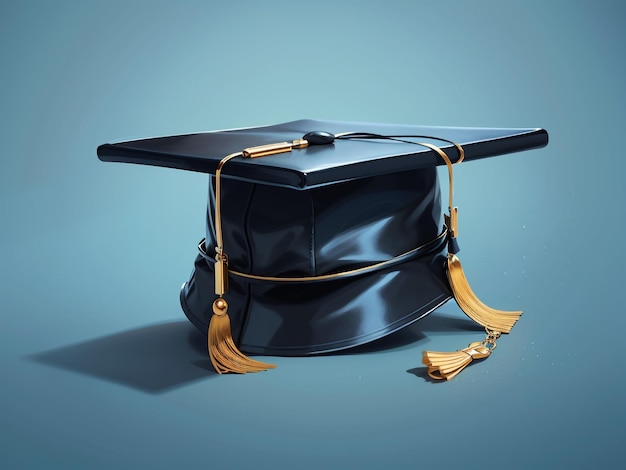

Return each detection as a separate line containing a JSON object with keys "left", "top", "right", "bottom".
{"left": 181, "top": 243, "right": 451, "bottom": 356}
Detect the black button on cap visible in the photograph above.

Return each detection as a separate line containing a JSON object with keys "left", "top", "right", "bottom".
{"left": 303, "top": 131, "right": 335, "bottom": 145}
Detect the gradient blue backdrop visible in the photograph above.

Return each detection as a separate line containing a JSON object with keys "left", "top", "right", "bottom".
{"left": 2, "top": 1, "right": 624, "bottom": 468}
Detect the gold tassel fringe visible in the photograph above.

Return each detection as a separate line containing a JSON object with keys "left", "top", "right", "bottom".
{"left": 422, "top": 340, "right": 493, "bottom": 381}
{"left": 422, "top": 250, "right": 521, "bottom": 381}
{"left": 208, "top": 298, "right": 275, "bottom": 374}
{"left": 446, "top": 253, "right": 522, "bottom": 333}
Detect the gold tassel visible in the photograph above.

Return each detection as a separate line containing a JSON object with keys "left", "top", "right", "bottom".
{"left": 446, "top": 253, "right": 522, "bottom": 333}
{"left": 419, "top": 142, "right": 521, "bottom": 380}
{"left": 422, "top": 340, "right": 493, "bottom": 380}
{"left": 208, "top": 298, "right": 275, "bottom": 374}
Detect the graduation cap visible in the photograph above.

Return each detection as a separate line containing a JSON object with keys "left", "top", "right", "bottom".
{"left": 98, "top": 119, "right": 548, "bottom": 380}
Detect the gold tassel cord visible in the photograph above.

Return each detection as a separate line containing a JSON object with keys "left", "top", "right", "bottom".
{"left": 208, "top": 137, "right": 522, "bottom": 377}
{"left": 208, "top": 298, "right": 276, "bottom": 374}
{"left": 446, "top": 254, "right": 522, "bottom": 333}
{"left": 208, "top": 151, "right": 276, "bottom": 374}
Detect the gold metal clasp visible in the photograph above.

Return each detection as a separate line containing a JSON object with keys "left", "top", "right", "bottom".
{"left": 214, "top": 253, "right": 229, "bottom": 296}
{"left": 482, "top": 329, "right": 501, "bottom": 350}
{"left": 242, "top": 140, "right": 309, "bottom": 158}
{"left": 444, "top": 207, "right": 459, "bottom": 237}
{"left": 291, "top": 139, "right": 308, "bottom": 149}
{"left": 243, "top": 142, "right": 292, "bottom": 158}
{"left": 465, "top": 342, "right": 492, "bottom": 359}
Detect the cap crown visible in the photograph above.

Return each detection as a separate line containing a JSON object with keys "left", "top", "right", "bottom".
{"left": 208, "top": 166, "right": 442, "bottom": 278}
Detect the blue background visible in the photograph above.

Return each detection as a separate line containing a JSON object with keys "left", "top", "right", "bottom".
{"left": 2, "top": 1, "right": 624, "bottom": 468}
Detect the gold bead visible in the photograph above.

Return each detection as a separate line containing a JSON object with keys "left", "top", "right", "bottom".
{"left": 212, "top": 298, "right": 228, "bottom": 316}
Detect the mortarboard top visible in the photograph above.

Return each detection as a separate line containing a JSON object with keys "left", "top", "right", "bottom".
{"left": 97, "top": 119, "right": 548, "bottom": 189}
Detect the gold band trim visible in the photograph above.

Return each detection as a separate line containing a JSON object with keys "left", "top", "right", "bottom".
{"left": 199, "top": 227, "right": 448, "bottom": 284}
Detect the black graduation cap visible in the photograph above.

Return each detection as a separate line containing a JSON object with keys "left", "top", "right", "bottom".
{"left": 98, "top": 119, "right": 548, "bottom": 380}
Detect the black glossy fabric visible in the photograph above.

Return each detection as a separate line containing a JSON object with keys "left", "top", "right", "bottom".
{"left": 180, "top": 167, "right": 453, "bottom": 355}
